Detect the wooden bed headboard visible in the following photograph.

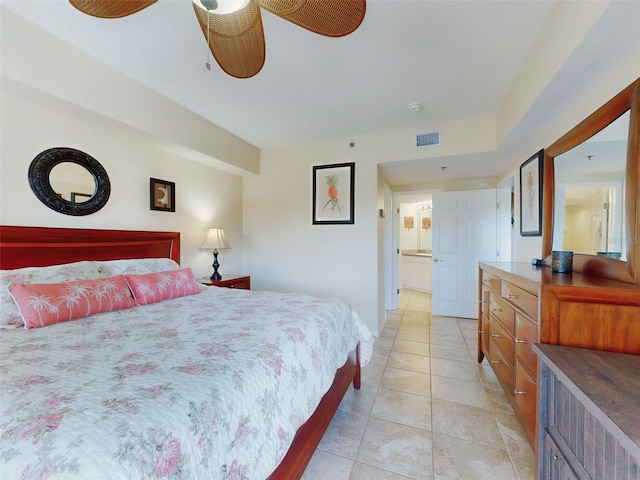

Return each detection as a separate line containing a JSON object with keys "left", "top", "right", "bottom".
{"left": 0, "top": 226, "right": 180, "bottom": 270}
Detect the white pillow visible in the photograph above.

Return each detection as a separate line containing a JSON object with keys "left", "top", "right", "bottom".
{"left": 97, "top": 258, "right": 180, "bottom": 276}
{"left": 1, "top": 261, "right": 102, "bottom": 328}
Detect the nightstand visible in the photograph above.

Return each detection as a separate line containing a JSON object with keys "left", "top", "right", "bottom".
{"left": 200, "top": 274, "right": 250, "bottom": 290}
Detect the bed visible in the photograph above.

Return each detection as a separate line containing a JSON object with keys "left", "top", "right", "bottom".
{"left": 0, "top": 226, "right": 373, "bottom": 480}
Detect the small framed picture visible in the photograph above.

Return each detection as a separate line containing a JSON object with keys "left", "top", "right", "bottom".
{"left": 150, "top": 178, "right": 175, "bottom": 212}
{"left": 312, "top": 162, "right": 355, "bottom": 225}
{"left": 520, "top": 150, "right": 544, "bottom": 236}
{"left": 70, "top": 192, "right": 92, "bottom": 203}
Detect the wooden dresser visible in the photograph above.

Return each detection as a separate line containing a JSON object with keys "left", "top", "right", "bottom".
{"left": 534, "top": 343, "right": 640, "bottom": 480}
{"left": 477, "top": 261, "right": 640, "bottom": 449}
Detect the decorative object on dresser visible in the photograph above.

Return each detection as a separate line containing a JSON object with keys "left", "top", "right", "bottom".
{"left": 200, "top": 274, "right": 250, "bottom": 290}
{"left": 534, "top": 343, "right": 640, "bottom": 480}
{"left": 28, "top": 147, "right": 111, "bottom": 216}
{"left": 200, "top": 227, "right": 231, "bottom": 280}
{"left": 312, "top": 162, "right": 355, "bottom": 225}
{"left": 551, "top": 250, "right": 573, "bottom": 273}
{"left": 520, "top": 149, "right": 544, "bottom": 236}
{"left": 149, "top": 177, "right": 175, "bottom": 212}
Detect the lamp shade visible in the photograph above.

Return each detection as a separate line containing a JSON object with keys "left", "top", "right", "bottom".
{"left": 200, "top": 228, "right": 230, "bottom": 250}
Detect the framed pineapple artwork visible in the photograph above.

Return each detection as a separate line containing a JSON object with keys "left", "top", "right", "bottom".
{"left": 312, "top": 162, "right": 355, "bottom": 225}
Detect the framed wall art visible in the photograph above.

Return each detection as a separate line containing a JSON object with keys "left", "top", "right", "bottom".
{"left": 312, "top": 162, "right": 355, "bottom": 225}
{"left": 150, "top": 178, "right": 175, "bottom": 212}
{"left": 404, "top": 216, "right": 414, "bottom": 229}
{"left": 520, "top": 149, "right": 544, "bottom": 236}
{"left": 70, "top": 192, "right": 92, "bottom": 203}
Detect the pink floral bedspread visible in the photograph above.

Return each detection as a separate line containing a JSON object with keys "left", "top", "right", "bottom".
{"left": 0, "top": 287, "right": 373, "bottom": 479}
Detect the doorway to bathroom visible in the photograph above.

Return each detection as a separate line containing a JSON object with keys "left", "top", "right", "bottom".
{"left": 391, "top": 191, "right": 436, "bottom": 312}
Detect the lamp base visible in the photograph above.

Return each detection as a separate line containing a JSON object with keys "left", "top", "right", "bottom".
{"left": 210, "top": 249, "right": 222, "bottom": 281}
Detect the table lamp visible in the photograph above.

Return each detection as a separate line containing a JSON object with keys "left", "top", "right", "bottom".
{"left": 200, "top": 227, "right": 231, "bottom": 280}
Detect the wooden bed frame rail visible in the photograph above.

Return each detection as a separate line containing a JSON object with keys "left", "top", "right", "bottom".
{"left": 269, "top": 345, "right": 360, "bottom": 479}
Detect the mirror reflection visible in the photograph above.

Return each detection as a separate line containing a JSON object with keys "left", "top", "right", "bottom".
{"left": 552, "top": 111, "right": 629, "bottom": 260}
{"left": 49, "top": 162, "right": 97, "bottom": 204}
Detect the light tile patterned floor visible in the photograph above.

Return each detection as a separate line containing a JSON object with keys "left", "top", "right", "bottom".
{"left": 301, "top": 289, "right": 535, "bottom": 480}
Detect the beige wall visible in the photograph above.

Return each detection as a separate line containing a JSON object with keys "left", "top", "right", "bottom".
{"left": 1, "top": 9, "right": 258, "bottom": 278}
{"left": 243, "top": 139, "right": 381, "bottom": 333}
{"left": 0, "top": 88, "right": 245, "bottom": 279}
{"left": 1, "top": 10, "right": 259, "bottom": 177}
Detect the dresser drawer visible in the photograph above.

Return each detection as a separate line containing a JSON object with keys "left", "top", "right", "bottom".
{"left": 515, "top": 358, "right": 537, "bottom": 432}
{"left": 481, "top": 271, "right": 501, "bottom": 293}
{"left": 515, "top": 312, "right": 538, "bottom": 378}
{"left": 223, "top": 278, "right": 250, "bottom": 289}
{"left": 490, "top": 315, "right": 514, "bottom": 366}
{"left": 502, "top": 281, "right": 538, "bottom": 320}
{"left": 541, "top": 429, "right": 583, "bottom": 480}
{"left": 489, "top": 293, "right": 515, "bottom": 335}
{"left": 490, "top": 337, "right": 514, "bottom": 394}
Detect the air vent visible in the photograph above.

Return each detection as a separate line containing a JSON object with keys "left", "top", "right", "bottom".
{"left": 416, "top": 131, "right": 440, "bottom": 147}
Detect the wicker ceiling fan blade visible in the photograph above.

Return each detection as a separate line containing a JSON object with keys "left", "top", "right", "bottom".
{"left": 257, "top": 0, "right": 365, "bottom": 37}
{"left": 193, "top": 1, "right": 266, "bottom": 78}
{"left": 69, "top": 0, "right": 157, "bottom": 18}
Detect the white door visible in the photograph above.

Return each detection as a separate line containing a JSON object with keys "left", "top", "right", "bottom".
{"left": 432, "top": 189, "right": 497, "bottom": 318}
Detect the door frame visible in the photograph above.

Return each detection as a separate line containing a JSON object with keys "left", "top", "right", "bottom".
{"left": 389, "top": 189, "right": 440, "bottom": 311}
{"left": 497, "top": 174, "right": 515, "bottom": 262}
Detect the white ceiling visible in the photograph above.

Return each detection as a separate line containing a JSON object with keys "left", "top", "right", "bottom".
{"left": 3, "top": 0, "right": 639, "bottom": 187}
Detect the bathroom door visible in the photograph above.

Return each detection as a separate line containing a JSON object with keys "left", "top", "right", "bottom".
{"left": 431, "top": 189, "right": 497, "bottom": 318}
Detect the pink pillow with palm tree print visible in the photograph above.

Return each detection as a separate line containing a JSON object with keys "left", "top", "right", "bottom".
{"left": 8, "top": 275, "right": 136, "bottom": 329}
{"left": 124, "top": 268, "right": 201, "bottom": 306}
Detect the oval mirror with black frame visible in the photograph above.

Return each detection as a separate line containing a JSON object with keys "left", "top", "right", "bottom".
{"left": 542, "top": 78, "right": 640, "bottom": 285}
{"left": 29, "top": 147, "right": 111, "bottom": 216}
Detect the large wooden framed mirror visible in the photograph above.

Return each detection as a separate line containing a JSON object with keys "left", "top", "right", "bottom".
{"left": 542, "top": 78, "right": 640, "bottom": 284}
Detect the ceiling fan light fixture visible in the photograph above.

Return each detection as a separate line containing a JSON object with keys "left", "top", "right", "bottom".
{"left": 195, "top": 0, "right": 250, "bottom": 14}
{"left": 73, "top": 0, "right": 366, "bottom": 78}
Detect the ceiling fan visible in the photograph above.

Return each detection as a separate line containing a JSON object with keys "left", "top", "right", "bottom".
{"left": 68, "top": 0, "right": 366, "bottom": 78}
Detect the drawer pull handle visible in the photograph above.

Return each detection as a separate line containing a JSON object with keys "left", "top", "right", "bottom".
{"left": 515, "top": 339, "right": 527, "bottom": 344}
{"left": 491, "top": 308, "right": 502, "bottom": 313}
{"left": 478, "top": 330, "right": 485, "bottom": 334}
{"left": 514, "top": 389, "right": 526, "bottom": 395}
{"left": 507, "top": 294, "right": 519, "bottom": 299}
{"left": 490, "top": 333, "right": 502, "bottom": 338}
{"left": 491, "top": 359, "right": 502, "bottom": 365}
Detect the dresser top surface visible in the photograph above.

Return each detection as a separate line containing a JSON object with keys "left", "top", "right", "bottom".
{"left": 480, "top": 262, "right": 640, "bottom": 293}
{"left": 534, "top": 343, "right": 640, "bottom": 449}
